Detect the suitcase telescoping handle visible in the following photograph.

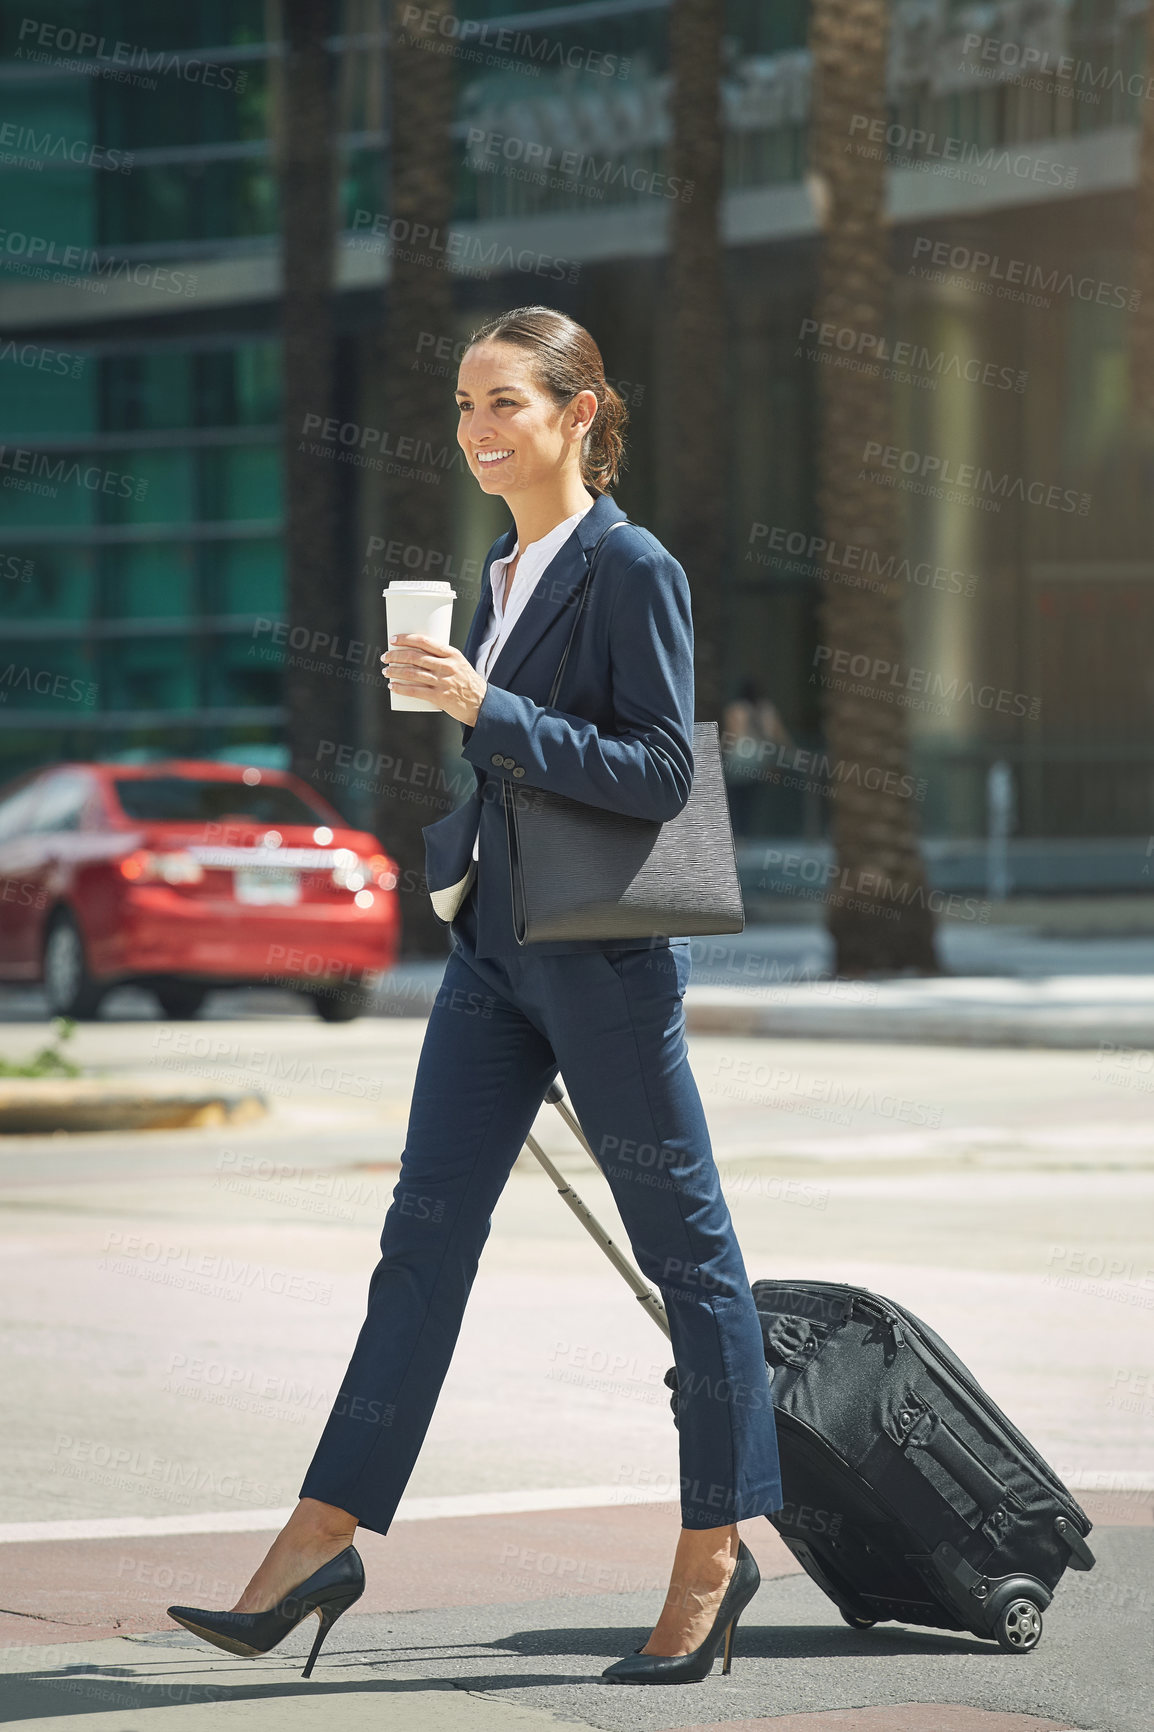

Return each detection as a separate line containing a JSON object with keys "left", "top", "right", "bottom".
{"left": 525, "top": 1081, "right": 672, "bottom": 1341}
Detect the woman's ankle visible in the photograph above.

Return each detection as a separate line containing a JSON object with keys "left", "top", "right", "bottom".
{"left": 288, "top": 1498, "right": 358, "bottom": 1545}
{"left": 677, "top": 1522, "right": 738, "bottom": 1556}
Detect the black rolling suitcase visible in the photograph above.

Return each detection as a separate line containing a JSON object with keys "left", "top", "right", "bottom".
{"left": 529, "top": 1083, "right": 1095, "bottom": 1655}
{"left": 743, "top": 1279, "right": 1095, "bottom": 1652}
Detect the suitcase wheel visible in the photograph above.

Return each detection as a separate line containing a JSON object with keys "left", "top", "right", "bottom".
{"left": 993, "top": 1597, "right": 1043, "bottom": 1653}
{"left": 838, "top": 1609, "right": 877, "bottom": 1631}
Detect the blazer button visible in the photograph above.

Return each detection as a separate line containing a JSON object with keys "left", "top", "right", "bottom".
{"left": 502, "top": 756, "right": 516, "bottom": 769}
{"left": 490, "top": 753, "right": 504, "bottom": 767}
{"left": 512, "top": 766, "right": 526, "bottom": 778}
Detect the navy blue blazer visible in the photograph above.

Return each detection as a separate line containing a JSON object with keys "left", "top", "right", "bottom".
{"left": 421, "top": 486, "right": 695, "bottom": 959}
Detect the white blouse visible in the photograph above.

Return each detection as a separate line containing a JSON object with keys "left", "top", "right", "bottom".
{"left": 470, "top": 496, "right": 596, "bottom": 862}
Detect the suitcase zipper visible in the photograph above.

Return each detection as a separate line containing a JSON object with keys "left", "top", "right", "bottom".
{"left": 763, "top": 1280, "right": 1089, "bottom": 1528}
{"left": 879, "top": 1293, "right": 1087, "bottom": 1524}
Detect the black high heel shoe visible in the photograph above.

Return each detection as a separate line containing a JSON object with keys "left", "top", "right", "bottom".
{"left": 167, "top": 1544, "right": 364, "bottom": 1678}
{"left": 601, "top": 1537, "right": 760, "bottom": 1684}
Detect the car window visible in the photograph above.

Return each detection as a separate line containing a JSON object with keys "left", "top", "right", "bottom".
{"left": 29, "top": 773, "right": 93, "bottom": 834}
{"left": 0, "top": 784, "right": 42, "bottom": 843}
{"left": 113, "top": 776, "right": 330, "bottom": 826}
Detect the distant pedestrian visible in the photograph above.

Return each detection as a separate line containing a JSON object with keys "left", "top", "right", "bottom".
{"left": 721, "top": 678, "right": 794, "bottom": 834}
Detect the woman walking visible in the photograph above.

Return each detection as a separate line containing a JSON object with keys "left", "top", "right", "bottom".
{"left": 168, "top": 306, "right": 783, "bottom": 1685}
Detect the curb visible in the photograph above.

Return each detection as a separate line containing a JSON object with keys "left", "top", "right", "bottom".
{"left": 0, "top": 1078, "right": 268, "bottom": 1133}
{"left": 682, "top": 977, "right": 1154, "bottom": 1048}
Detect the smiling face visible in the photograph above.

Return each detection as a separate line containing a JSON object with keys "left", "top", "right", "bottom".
{"left": 455, "top": 339, "right": 597, "bottom": 499}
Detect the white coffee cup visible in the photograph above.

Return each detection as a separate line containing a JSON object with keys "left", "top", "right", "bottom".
{"left": 382, "top": 581, "right": 457, "bottom": 711}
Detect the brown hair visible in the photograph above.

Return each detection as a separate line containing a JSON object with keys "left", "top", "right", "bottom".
{"left": 463, "top": 306, "right": 629, "bottom": 494}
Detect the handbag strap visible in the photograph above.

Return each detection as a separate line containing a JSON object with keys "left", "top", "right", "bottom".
{"left": 546, "top": 517, "right": 631, "bottom": 708}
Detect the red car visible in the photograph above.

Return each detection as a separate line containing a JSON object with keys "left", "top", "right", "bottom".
{"left": 0, "top": 760, "right": 401, "bottom": 1021}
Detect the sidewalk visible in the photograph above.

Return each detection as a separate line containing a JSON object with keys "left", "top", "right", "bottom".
{"left": 682, "top": 973, "right": 1154, "bottom": 1047}
{"left": 365, "top": 918, "right": 1154, "bottom": 1048}
{"left": 0, "top": 1488, "right": 1147, "bottom": 1732}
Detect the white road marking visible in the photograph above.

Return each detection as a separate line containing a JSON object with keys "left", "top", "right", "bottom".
{"left": 0, "top": 1482, "right": 683, "bottom": 1544}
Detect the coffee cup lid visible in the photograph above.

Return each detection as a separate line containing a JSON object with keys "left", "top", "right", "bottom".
{"left": 383, "top": 581, "right": 457, "bottom": 596}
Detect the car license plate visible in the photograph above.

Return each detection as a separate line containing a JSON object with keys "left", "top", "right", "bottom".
{"left": 234, "top": 866, "right": 301, "bottom": 905}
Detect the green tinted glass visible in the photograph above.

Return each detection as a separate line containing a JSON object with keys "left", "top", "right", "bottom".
{"left": 0, "top": 461, "right": 97, "bottom": 528}
{"left": 0, "top": 547, "right": 95, "bottom": 621}
{"left": 0, "top": 641, "right": 98, "bottom": 711}
{"left": 103, "top": 353, "right": 193, "bottom": 430}
{"left": 206, "top": 538, "right": 282, "bottom": 613}
{"left": 104, "top": 542, "right": 197, "bottom": 617}
{"left": 101, "top": 636, "right": 198, "bottom": 710}
{"left": 98, "top": 448, "right": 195, "bottom": 523}
{"left": 200, "top": 444, "right": 280, "bottom": 519}
{"left": 0, "top": 340, "right": 95, "bottom": 438}
{"left": 204, "top": 633, "right": 282, "bottom": 708}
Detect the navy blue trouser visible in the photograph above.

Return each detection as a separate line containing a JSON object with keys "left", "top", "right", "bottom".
{"left": 300, "top": 880, "right": 783, "bottom": 1535}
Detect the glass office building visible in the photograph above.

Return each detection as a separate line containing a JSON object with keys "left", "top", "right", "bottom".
{"left": 0, "top": 0, "right": 284, "bottom": 772}
{"left": 0, "top": 0, "right": 1150, "bottom": 883}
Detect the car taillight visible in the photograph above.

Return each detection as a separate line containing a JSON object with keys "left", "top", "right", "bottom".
{"left": 330, "top": 849, "right": 367, "bottom": 891}
{"left": 119, "top": 850, "right": 205, "bottom": 886}
{"left": 331, "top": 851, "right": 398, "bottom": 892}
{"left": 368, "top": 853, "right": 398, "bottom": 889}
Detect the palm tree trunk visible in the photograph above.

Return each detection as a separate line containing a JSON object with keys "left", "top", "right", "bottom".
{"left": 666, "top": 0, "right": 727, "bottom": 729}
{"left": 278, "top": 0, "right": 352, "bottom": 789}
{"left": 809, "top": 0, "right": 940, "bottom": 974}
{"left": 369, "top": 0, "right": 458, "bottom": 956}
{"left": 1130, "top": 0, "right": 1154, "bottom": 428}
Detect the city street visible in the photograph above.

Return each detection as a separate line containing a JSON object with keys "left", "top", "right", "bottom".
{"left": 4, "top": 1, "right": 1154, "bottom": 1727}
{"left": 0, "top": 992, "right": 1149, "bottom": 1730}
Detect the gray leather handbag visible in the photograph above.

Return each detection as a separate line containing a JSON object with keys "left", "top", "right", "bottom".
{"left": 502, "top": 519, "right": 746, "bottom": 944}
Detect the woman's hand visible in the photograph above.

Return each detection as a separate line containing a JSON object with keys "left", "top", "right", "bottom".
{"left": 381, "top": 634, "right": 488, "bottom": 727}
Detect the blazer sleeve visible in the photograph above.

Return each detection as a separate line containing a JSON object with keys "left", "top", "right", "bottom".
{"left": 460, "top": 544, "right": 695, "bottom": 822}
